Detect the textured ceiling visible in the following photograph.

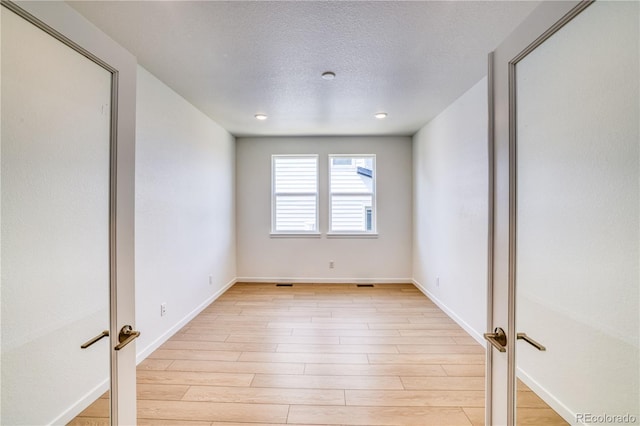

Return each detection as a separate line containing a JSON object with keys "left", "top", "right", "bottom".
{"left": 68, "top": 1, "right": 540, "bottom": 137}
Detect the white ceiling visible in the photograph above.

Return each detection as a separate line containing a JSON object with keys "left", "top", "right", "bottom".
{"left": 69, "top": 1, "right": 540, "bottom": 137}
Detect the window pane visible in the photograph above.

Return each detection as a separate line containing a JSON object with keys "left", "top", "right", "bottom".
{"left": 275, "top": 195, "right": 317, "bottom": 232}
{"left": 330, "top": 157, "right": 374, "bottom": 194}
{"left": 331, "top": 194, "right": 373, "bottom": 232}
{"left": 332, "top": 157, "right": 352, "bottom": 166}
{"left": 329, "top": 155, "right": 375, "bottom": 233}
{"left": 274, "top": 157, "right": 317, "bottom": 193}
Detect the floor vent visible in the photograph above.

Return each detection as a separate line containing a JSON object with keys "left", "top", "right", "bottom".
{"left": 276, "top": 283, "right": 293, "bottom": 287}
{"left": 357, "top": 284, "right": 375, "bottom": 287}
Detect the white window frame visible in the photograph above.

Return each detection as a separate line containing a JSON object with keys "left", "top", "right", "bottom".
{"left": 328, "top": 154, "right": 377, "bottom": 237}
{"left": 271, "top": 154, "right": 320, "bottom": 236}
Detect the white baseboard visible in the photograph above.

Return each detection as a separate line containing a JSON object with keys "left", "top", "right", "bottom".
{"left": 235, "top": 277, "right": 413, "bottom": 284}
{"left": 136, "top": 277, "right": 237, "bottom": 364}
{"left": 50, "top": 378, "right": 108, "bottom": 425}
{"left": 517, "top": 367, "right": 577, "bottom": 425}
{"left": 412, "top": 279, "right": 484, "bottom": 345}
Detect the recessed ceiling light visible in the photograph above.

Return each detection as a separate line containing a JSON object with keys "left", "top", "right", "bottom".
{"left": 374, "top": 112, "right": 388, "bottom": 119}
{"left": 321, "top": 71, "right": 336, "bottom": 80}
{"left": 254, "top": 113, "right": 268, "bottom": 120}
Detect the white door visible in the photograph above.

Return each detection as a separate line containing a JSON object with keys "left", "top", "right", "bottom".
{"left": 487, "top": 1, "right": 639, "bottom": 425}
{"left": 1, "top": 3, "right": 137, "bottom": 424}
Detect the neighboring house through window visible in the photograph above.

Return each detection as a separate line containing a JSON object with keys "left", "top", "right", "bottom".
{"left": 271, "top": 155, "right": 319, "bottom": 234}
{"left": 329, "top": 155, "right": 376, "bottom": 234}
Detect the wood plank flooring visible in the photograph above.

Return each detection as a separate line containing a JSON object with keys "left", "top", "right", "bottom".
{"left": 69, "top": 283, "right": 567, "bottom": 425}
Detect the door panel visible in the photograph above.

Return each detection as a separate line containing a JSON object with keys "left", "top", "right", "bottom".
{"left": 487, "top": 2, "right": 582, "bottom": 424}
{"left": 1, "top": 6, "right": 111, "bottom": 424}
{"left": 0, "top": 4, "right": 136, "bottom": 424}
{"left": 515, "top": 1, "right": 639, "bottom": 422}
{"left": 489, "top": 0, "right": 640, "bottom": 424}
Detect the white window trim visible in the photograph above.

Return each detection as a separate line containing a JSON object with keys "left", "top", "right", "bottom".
{"left": 271, "top": 154, "right": 319, "bottom": 236}
{"left": 326, "top": 232, "right": 379, "bottom": 238}
{"left": 328, "top": 154, "right": 377, "bottom": 236}
{"left": 270, "top": 232, "right": 322, "bottom": 238}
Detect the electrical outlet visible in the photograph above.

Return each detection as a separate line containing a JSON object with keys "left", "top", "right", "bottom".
{"left": 329, "top": 260, "right": 335, "bottom": 269}
{"left": 209, "top": 275, "right": 213, "bottom": 285}
{"left": 160, "top": 303, "right": 167, "bottom": 316}
{"left": 436, "top": 277, "right": 440, "bottom": 288}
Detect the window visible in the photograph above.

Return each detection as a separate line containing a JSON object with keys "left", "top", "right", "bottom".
{"left": 329, "top": 155, "right": 376, "bottom": 233}
{"left": 272, "top": 155, "right": 318, "bottom": 234}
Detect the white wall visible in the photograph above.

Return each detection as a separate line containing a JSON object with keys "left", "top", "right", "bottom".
{"left": 236, "top": 136, "right": 412, "bottom": 282}
{"left": 135, "top": 66, "right": 236, "bottom": 360}
{"left": 515, "top": 1, "right": 639, "bottom": 421}
{"left": 412, "top": 77, "right": 488, "bottom": 342}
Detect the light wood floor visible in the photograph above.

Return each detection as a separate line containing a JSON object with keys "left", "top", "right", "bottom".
{"left": 70, "top": 283, "right": 566, "bottom": 425}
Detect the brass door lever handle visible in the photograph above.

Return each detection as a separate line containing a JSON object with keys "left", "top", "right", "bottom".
{"left": 484, "top": 327, "right": 507, "bottom": 352}
{"left": 517, "top": 333, "right": 546, "bottom": 351}
{"left": 81, "top": 330, "right": 109, "bottom": 349}
{"left": 114, "top": 325, "right": 140, "bottom": 351}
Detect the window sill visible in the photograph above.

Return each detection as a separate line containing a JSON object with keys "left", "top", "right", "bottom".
{"left": 270, "top": 232, "right": 322, "bottom": 238}
{"left": 326, "top": 232, "right": 379, "bottom": 239}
